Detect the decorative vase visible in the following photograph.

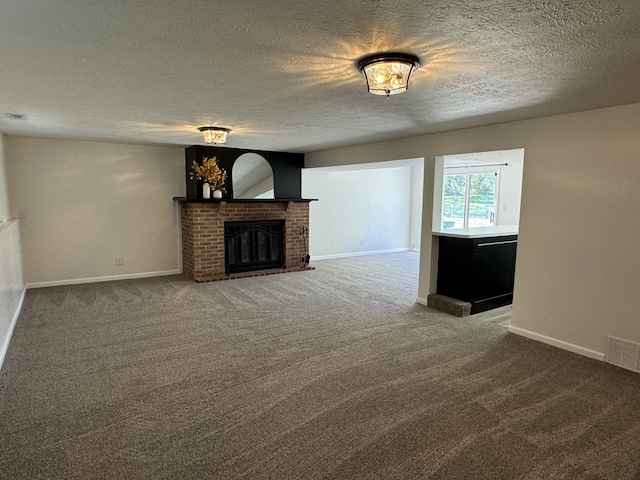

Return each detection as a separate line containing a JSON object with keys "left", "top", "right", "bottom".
{"left": 202, "top": 183, "right": 211, "bottom": 199}
{"left": 213, "top": 190, "right": 223, "bottom": 199}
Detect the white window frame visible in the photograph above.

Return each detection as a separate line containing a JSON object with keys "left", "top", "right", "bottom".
{"left": 441, "top": 167, "right": 501, "bottom": 229}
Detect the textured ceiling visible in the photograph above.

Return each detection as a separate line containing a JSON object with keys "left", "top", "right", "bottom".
{"left": 0, "top": 0, "right": 639, "bottom": 153}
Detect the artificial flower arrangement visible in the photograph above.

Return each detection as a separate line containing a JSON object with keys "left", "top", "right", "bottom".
{"left": 189, "top": 156, "right": 227, "bottom": 192}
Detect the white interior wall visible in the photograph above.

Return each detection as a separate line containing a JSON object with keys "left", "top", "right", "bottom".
{"left": 5, "top": 136, "right": 185, "bottom": 286}
{"left": 302, "top": 167, "right": 414, "bottom": 259}
{"left": 497, "top": 156, "right": 524, "bottom": 226}
{"left": 0, "top": 133, "right": 25, "bottom": 369}
{"left": 306, "top": 103, "right": 640, "bottom": 359}
{"left": 409, "top": 165, "right": 424, "bottom": 250}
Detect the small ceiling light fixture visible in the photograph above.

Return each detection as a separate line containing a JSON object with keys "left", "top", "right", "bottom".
{"left": 198, "top": 126, "right": 231, "bottom": 144}
{"left": 357, "top": 52, "right": 420, "bottom": 98}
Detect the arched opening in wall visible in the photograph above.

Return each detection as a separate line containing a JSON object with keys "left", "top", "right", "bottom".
{"left": 301, "top": 157, "right": 424, "bottom": 284}
{"left": 232, "top": 153, "right": 275, "bottom": 199}
{"left": 428, "top": 148, "right": 525, "bottom": 316}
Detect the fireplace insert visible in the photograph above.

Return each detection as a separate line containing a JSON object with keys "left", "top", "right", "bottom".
{"left": 224, "top": 220, "right": 285, "bottom": 275}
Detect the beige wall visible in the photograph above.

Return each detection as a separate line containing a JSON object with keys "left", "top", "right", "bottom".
{"left": 5, "top": 136, "right": 185, "bottom": 286}
{"left": 306, "top": 103, "right": 640, "bottom": 359}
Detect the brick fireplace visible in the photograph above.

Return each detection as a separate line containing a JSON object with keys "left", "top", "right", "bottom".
{"left": 179, "top": 199, "right": 311, "bottom": 282}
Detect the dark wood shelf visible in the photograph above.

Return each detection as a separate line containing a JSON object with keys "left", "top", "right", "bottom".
{"left": 173, "top": 197, "right": 316, "bottom": 203}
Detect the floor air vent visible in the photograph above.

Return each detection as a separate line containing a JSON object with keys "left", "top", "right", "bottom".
{"left": 606, "top": 337, "right": 640, "bottom": 373}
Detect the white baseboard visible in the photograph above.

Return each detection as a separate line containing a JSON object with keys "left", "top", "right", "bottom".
{"left": 508, "top": 326, "right": 605, "bottom": 361}
{"left": 312, "top": 248, "right": 411, "bottom": 261}
{"left": 26, "top": 269, "right": 182, "bottom": 289}
{"left": 0, "top": 286, "right": 26, "bottom": 371}
{"left": 416, "top": 297, "right": 429, "bottom": 307}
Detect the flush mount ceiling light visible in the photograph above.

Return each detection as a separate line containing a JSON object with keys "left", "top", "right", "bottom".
{"left": 357, "top": 52, "right": 420, "bottom": 97}
{"left": 198, "top": 126, "right": 231, "bottom": 144}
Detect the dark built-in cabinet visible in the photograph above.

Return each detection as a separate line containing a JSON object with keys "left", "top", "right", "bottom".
{"left": 436, "top": 235, "right": 518, "bottom": 314}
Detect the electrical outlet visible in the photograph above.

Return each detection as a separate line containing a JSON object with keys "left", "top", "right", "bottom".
{"left": 116, "top": 256, "right": 124, "bottom": 266}
{"left": 501, "top": 203, "right": 508, "bottom": 211}
{"left": 360, "top": 239, "right": 365, "bottom": 246}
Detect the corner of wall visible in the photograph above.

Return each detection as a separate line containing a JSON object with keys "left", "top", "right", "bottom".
{"left": 0, "top": 220, "right": 25, "bottom": 368}
{"left": 0, "top": 132, "right": 26, "bottom": 369}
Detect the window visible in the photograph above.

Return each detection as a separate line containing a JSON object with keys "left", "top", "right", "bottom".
{"left": 442, "top": 171, "right": 498, "bottom": 229}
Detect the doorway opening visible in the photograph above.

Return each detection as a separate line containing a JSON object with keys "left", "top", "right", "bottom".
{"left": 302, "top": 158, "right": 424, "bottom": 261}
{"left": 435, "top": 149, "right": 525, "bottom": 232}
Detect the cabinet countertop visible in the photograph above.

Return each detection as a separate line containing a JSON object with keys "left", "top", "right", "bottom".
{"left": 432, "top": 225, "right": 518, "bottom": 239}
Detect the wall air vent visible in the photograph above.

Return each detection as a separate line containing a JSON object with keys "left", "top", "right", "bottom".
{"left": 4, "top": 113, "right": 28, "bottom": 120}
{"left": 606, "top": 336, "right": 640, "bottom": 373}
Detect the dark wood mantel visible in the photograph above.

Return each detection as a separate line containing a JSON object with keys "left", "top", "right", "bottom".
{"left": 173, "top": 197, "right": 315, "bottom": 203}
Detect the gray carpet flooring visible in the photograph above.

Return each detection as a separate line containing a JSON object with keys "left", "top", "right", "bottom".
{"left": 1, "top": 252, "right": 639, "bottom": 479}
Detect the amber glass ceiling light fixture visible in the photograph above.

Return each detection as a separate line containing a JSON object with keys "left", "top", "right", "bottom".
{"left": 198, "top": 126, "right": 231, "bottom": 144}
{"left": 357, "top": 53, "right": 420, "bottom": 97}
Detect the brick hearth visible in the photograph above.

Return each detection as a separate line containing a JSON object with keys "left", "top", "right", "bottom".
{"left": 179, "top": 200, "right": 311, "bottom": 282}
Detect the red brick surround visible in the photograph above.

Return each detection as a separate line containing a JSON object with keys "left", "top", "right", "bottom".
{"left": 180, "top": 200, "right": 310, "bottom": 282}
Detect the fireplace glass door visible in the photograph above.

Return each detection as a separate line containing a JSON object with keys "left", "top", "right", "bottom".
{"left": 224, "top": 220, "right": 285, "bottom": 274}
